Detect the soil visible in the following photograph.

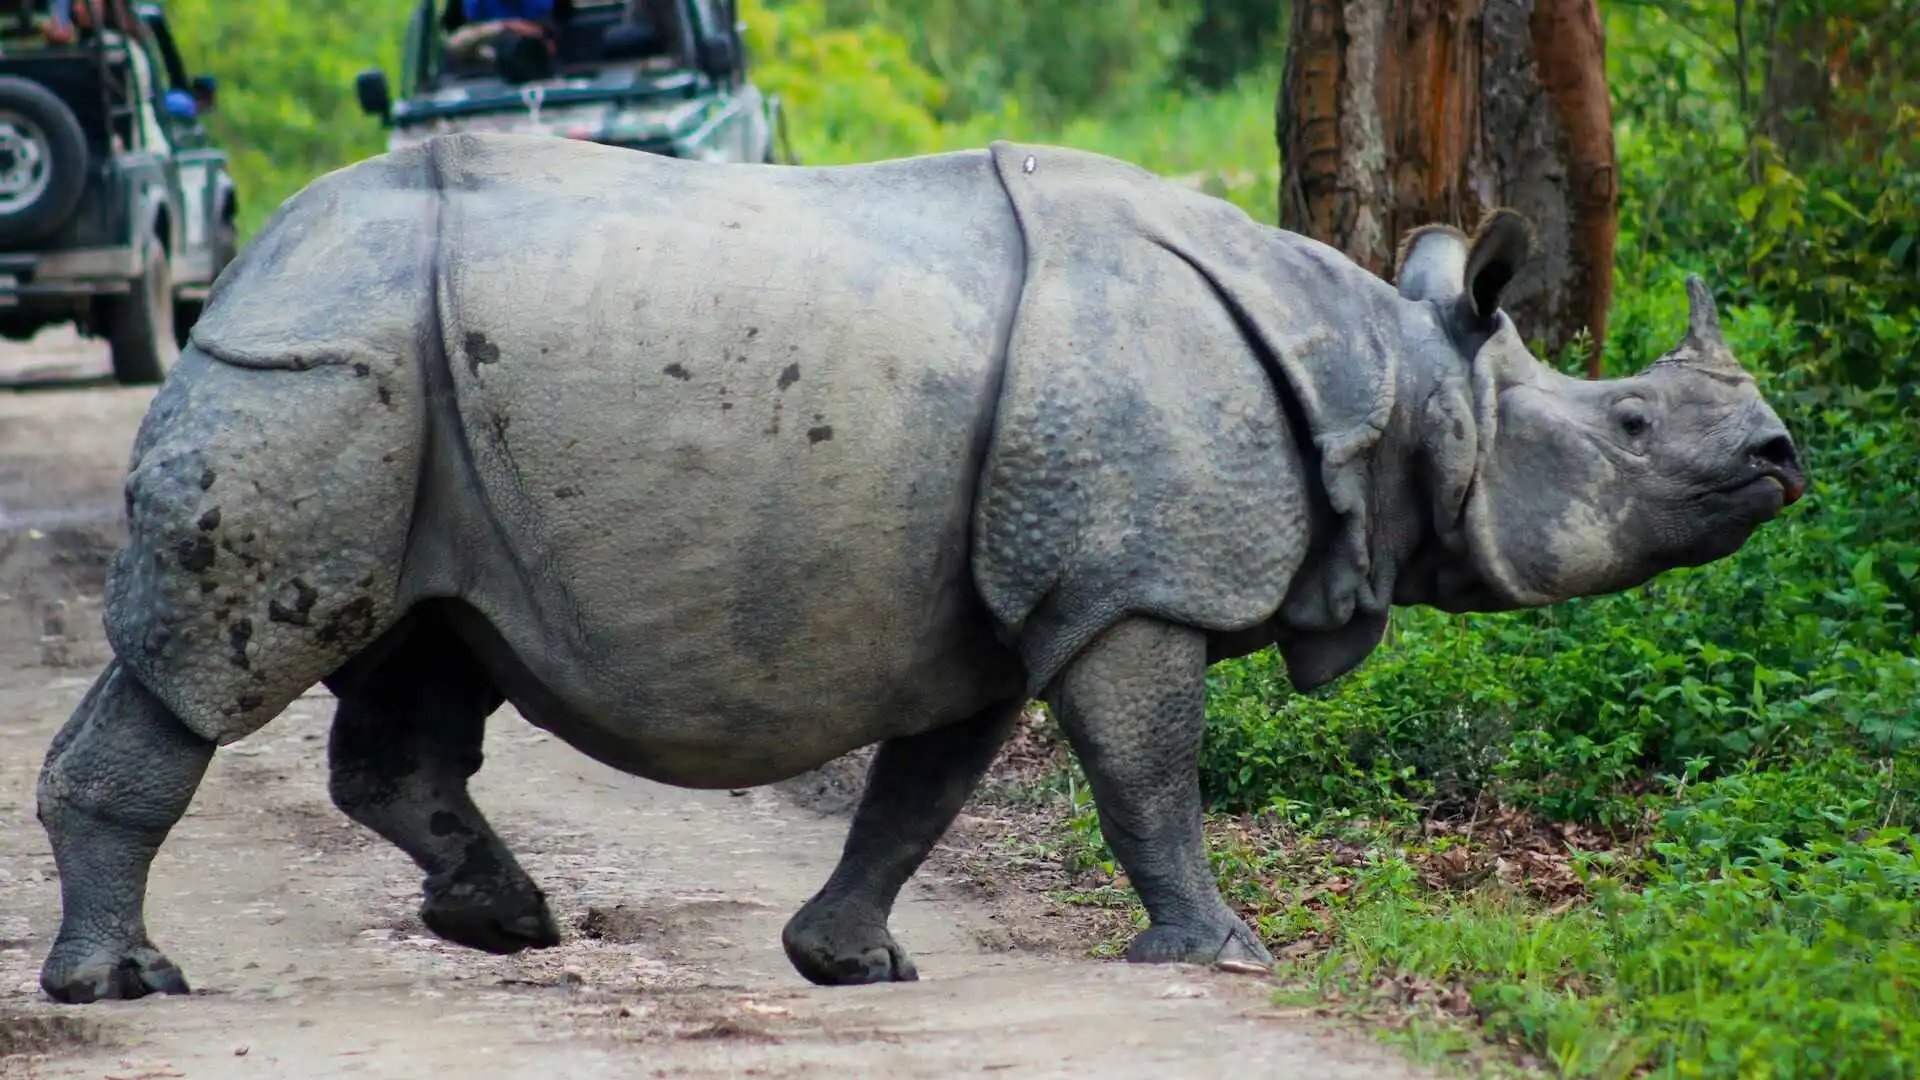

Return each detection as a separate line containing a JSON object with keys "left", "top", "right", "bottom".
{"left": 0, "top": 339, "right": 1436, "bottom": 1079}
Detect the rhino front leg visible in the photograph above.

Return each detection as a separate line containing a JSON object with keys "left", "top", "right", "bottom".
{"left": 326, "top": 621, "right": 559, "bottom": 954}
{"left": 37, "top": 660, "right": 214, "bottom": 1004}
{"left": 1047, "top": 618, "right": 1274, "bottom": 974}
{"left": 782, "top": 700, "right": 1023, "bottom": 986}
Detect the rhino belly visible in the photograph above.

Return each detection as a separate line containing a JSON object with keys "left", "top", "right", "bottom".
{"left": 396, "top": 135, "right": 1030, "bottom": 787}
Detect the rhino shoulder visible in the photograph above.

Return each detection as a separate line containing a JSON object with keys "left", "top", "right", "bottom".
{"left": 973, "top": 141, "right": 1405, "bottom": 694}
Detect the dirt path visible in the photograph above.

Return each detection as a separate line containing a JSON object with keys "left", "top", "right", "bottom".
{"left": 0, "top": 344, "right": 1433, "bottom": 1079}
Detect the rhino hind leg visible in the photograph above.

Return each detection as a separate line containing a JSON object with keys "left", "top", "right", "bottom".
{"left": 1047, "top": 618, "right": 1275, "bottom": 975}
{"left": 326, "top": 607, "right": 560, "bottom": 954}
{"left": 782, "top": 699, "right": 1023, "bottom": 986}
{"left": 36, "top": 661, "right": 215, "bottom": 1003}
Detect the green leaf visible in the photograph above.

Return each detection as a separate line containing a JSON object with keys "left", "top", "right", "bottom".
{"left": 1819, "top": 189, "right": 1869, "bottom": 222}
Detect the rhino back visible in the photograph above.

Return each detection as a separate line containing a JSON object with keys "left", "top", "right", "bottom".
{"left": 406, "top": 135, "right": 1027, "bottom": 784}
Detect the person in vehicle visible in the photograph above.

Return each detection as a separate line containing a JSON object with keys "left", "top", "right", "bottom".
{"left": 40, "top": 0, "right": 144, "bottom": 45}
{"left": 444, "top": 0, "right": 572, "bottom": 79}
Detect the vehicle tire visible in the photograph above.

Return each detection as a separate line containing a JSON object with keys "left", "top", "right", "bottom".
{"left": 105, "top": 233, "right": 179, "bottom": 385}
{"left": 0, "top": 76, "right": 91, "bottom": 247}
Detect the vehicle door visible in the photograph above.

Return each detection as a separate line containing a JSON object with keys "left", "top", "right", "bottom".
{"left": 683, "top": 0, "right": 764, "bottom": 163}
{"left": 136, "top": 9, "right": 221, "bottom": 283}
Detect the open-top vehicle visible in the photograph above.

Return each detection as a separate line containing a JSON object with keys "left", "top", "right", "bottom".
{"left": 354, "top": 0, "right": 794, "bottom": 164}
{"left": 0, "top": 0, "right": 236, "bottom": 383}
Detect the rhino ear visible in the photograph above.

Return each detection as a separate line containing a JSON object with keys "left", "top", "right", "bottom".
{"left": 1394, "top": 224, "right": 1470, "bottom": 303}
{"left": 1459, "top": 208, "right": 1533, "bottom": 327}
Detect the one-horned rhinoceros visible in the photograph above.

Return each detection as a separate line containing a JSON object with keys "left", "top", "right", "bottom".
{"left": 36, "top": 133, "right": 1806, "bottom": 1004}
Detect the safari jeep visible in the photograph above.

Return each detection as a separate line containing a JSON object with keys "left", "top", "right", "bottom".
{"left": 354, "top": 0, "right": 796, "bottom": 165}
{"left": 0, "top": 0, "right": 237, "bottom": 384}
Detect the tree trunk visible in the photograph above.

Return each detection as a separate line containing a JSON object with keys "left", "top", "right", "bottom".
{"left": 1276, "top": 0, "right": 1617, "bottom": 377}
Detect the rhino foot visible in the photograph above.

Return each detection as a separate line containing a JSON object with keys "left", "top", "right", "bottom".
{"left": 1126, "top": 917, "right": 1274, "bottom": 975}
{"left": 40, "top": 938, "right": 191, "bottom": 1004}
{"left": 420, "top": 873, "right": 562, "bottom": 955}
{"left": 781, "top": 904, "right": 919, "bottom": 986}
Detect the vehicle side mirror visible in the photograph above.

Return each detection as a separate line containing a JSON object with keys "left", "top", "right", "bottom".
{"left": 355, "top": 69, "right": 392, "bottom": 124}
{"left": 695, "top": 31, "right": 736, "bottom": 78}
{"left": 190, "top": 74, "right": 216, "bottom": 111}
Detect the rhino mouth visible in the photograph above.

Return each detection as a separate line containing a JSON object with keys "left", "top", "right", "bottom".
{"left": 1716, "top": 463, "right": 1804, "bottom": 509}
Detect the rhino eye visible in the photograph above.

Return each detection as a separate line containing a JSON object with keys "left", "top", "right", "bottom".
{"left": 1612, "top": 398, "right": 1652, "bottom": 441}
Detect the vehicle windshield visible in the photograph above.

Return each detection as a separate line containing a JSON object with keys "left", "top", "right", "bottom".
{"left": 423, "top": 0, "right": 687, "bottom": 90}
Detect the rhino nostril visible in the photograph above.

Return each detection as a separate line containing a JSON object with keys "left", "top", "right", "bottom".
{"left": 1750, "top": 434, "right": 1797, "bottom": 471}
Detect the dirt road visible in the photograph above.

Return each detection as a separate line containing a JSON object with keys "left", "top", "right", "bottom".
{"left": 0, "top": 340, "right": 1432, "bottom": 1079}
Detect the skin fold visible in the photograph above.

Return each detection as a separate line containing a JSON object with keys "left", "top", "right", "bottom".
{"left": 34, "top": 134, "right": 1804, "bottom": 1004}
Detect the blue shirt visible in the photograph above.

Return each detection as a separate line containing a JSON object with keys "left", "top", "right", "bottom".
{"left": 463, "top": 0, "right": 555, "bottom": 21}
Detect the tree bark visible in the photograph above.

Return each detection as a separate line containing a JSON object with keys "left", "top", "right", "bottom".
{"left": 1276, "top": 0, "right": 1617, "bottom": 377}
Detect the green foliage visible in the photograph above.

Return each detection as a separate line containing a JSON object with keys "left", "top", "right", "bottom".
{"left": 159, "top": 0, "right": 1913, "bottom": 1070}
{"left": 161, "top": 0, "right": 400, "bottom": 237}
{"left": 1175, "top": 0, "right": 1286, "bottom": 91}
{"left": 808, "top": 0, "right": 1202, "bottom": 126}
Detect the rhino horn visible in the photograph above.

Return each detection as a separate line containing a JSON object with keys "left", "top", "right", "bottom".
{"left": 1660, "top": 275, "right": 1748, "bottom": 377}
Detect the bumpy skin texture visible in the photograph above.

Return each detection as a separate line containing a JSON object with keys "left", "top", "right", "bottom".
{"left": 37, "top": 662, "right": 212, "bottom": 1003}
{"left": 1047, "top": 620, "right": 1271, "bottom": 971}
{"left": 38, "top": 134, "right": 1804, "bottom": 1004}
{"left": 326, "top": 607, "right": 560, "bottom": 954}
{"left": 782, "top": 699, "right": 1024, "bottom": 985}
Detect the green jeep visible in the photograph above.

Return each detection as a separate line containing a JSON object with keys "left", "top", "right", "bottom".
{"left": 354, "top": 0, "right": 796, "bottom": 164}
{"left": 0, "top": 0, "right": 237, "bottom": 384}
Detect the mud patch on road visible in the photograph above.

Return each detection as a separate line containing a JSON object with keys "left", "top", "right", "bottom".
{"left": 0, "top": 1010, "right": 101, "bottom": 1061}
{"left": 578, "top": 897, "right": 775, "bottom": 949}
{"left": 0, "top": 525, "right": 118, "bottom": 670}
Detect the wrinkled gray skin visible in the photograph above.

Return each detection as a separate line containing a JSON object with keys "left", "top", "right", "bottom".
{"left": 35, "top": 133, "right": 1806, "bottom": 1004}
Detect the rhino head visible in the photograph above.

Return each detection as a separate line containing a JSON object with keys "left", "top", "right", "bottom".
{"left": 1395, "top": 209, "right": 1807, "bottom": 613}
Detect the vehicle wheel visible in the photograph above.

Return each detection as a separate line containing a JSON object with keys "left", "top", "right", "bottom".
{"left": 105, "top": 233, "right": 179, "bottom": 385}
{"left": 0, "top": 76, "right": 91, "bottom": 247}
{"left": 174, "top": 213, "right": 237, "bottom": 346}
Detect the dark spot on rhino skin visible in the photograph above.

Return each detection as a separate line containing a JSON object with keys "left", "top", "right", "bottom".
{"left": 228, "top": 618, "right": 253, "bottom": 670}
{"left": 720, "top": 402, "right": 734, "bottom": 411}
{"left": 177, "top": 534, "right": 217, "bottom": 573}
{"left": 381, "top": 453, "right": 394, "bottom": 464}
{"left": 464, "top": 331, "right": 501, "bottom": 376}
{"left": 1453, "top": 419, "right": 1467, "bottom": 442}
{"left": 219, "top": 537, "right": 261, "bottom": 568}
{"left": 197, "top": 507, "right": 222, "bottom": 532}
{"left": 238, "top": 692, "right": 264, "bottom": 711}
{"left": 378, "top": 383, "right": 392, "bottom": 407}
{"left": 199, "top": 579, "right": 218, "bottom": 594}
{"left": 268, "top": 579, "right": 320, "bottom": 627}
{"left": 746, "top": 326, "right": 759, "bottom": 339}
{"left": 778, "top": 363, "right": 800, "bottom": 390}
{"left": 765, "top": 398, "right": 783, "bottom": 436}
{"left": 317, "top": 596, "right": 378, "bottom": 646}
{"left": 664, "top": 363, "right": 691, "bottom": 381}
{"left": 353, "top": 362, "right": 371, "bottom": 378}
{"left": 429, "top": 811, "right": 475, "bottom": 837}
{"left": 807, "top": 425, "right": 834, "bottom": 444}
{"left": 554, "top": 485, "right": 581, "bottom": 499}
{"left": 199, "top": 468, "right": 217, "bottom": 491}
